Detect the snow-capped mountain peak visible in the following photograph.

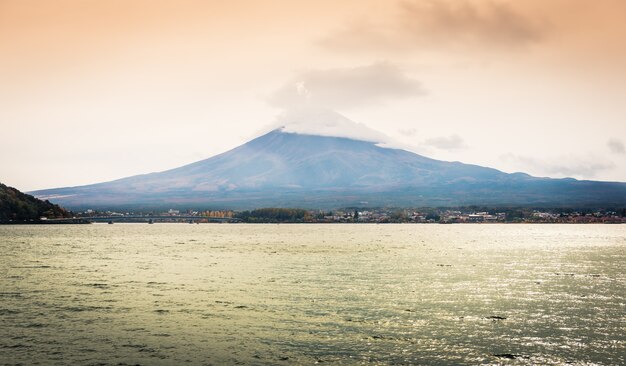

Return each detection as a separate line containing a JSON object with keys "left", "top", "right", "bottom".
{"left": 272, "top": 107, "right": 390, "bottom": 144}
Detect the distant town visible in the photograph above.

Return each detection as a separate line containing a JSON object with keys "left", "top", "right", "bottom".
{"left": 73, "top": 207, "right": 626, "bottom": 224}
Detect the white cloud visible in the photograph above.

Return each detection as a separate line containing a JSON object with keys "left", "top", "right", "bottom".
{"left": 398, "top": 128, "right": 417, "bottom": 137}
{"left": 273, "top": 107, "right": 390, "bottom": 143}
{"left": 501, "top": 153, "right": 615, "bottom": 179}
{"left": 421, "top": 134, "right": 467, "bottom": 151}
{"left": 253, "top": 107, "right": 425, "bottom": 154}
{"left": 607, "top": 138, "right": 625, "bottom": 154}
{"left": 268, "top": 62, "right": 425, "bottom": 110}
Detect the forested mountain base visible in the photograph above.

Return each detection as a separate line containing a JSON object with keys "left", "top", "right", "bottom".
{"left": 0, "top": 183, "right": 71, "bottom": 223}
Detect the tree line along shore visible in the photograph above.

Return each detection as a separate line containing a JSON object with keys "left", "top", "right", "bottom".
{"left": 2, "top": 183, "right": 624, "bottom": 224}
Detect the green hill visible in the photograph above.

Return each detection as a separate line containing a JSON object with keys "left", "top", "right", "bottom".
{"left": 0, "top": 182, "right": 71, "bottom": 223}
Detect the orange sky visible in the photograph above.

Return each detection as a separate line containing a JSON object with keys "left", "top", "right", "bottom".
{"left": 1, "top": 0, "right": 625, "bottom": 190}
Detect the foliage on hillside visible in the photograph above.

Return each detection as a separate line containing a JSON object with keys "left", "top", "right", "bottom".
{"left": 0, "top": 182, "right": 71, "bottom": 222}
{"left": 236, "top": 208, "right": 310, "bottom": 223}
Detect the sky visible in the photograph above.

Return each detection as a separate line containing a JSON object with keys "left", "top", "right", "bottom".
{"left": 1, "top": 0, "right": 625, "bottom": 191}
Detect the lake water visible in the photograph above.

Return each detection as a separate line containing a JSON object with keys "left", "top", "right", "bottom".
{"left": 0, "top": 224, "right": 624, "bottom": 365}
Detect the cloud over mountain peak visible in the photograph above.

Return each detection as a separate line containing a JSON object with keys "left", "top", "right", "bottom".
{"left": 266, "top": 107, "right": 393, "bottom": 145}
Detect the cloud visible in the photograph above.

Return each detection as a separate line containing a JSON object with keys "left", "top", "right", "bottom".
{"left": 320, "top": 0, "right": 546, "bottom": 53}
{"left": 501, "top": 153, "right": 615, "bottom": 178}
{"left": 269, "top": 107, "right": 391, "bottom": 143}
{"left": 607, "top": 138, "right": 625, "bottom": 154}
{"left": 422, "top": 134, "right": 467, "bottom": 151}
{"left": 399, "top": 0, "right": 544, "bottom": 47}
{"left": 268, "top": 62, "right": 425, "bottom": 110}
{"left": 398, "top": 128, "right": 417, "bottom": 137}
{"left": 255, "top": 107, "right": 421, "bottom": 152}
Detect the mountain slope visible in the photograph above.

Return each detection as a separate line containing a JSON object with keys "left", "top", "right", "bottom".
{"left": 30, "top": 129, "right": 626, "bottom": 210}
{"left": 1, "top": 182, "right": 71, "bottom": 222}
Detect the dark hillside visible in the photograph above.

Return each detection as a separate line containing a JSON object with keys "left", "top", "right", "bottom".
{"left": 0, "top": 182, "right": 71, "bottom": 222}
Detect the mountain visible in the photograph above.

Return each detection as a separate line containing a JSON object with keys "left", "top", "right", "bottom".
{"left": 30, "top": 111, "right": 626, "bottom": 210}
{"left": 1, "top": 182, "right": 71, "bottom": 222}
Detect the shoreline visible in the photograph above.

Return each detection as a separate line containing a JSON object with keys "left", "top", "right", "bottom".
{"left": 1, "top": 221, "right": 622, "bottom": 225}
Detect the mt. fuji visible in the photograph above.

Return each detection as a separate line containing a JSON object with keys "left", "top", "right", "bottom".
{"left": 31, "top": 110, "right": 626, "bottom": 210}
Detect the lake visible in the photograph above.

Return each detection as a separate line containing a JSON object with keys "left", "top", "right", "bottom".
{"left": 1, "top": 224, "right": 624, "bottom": 365}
